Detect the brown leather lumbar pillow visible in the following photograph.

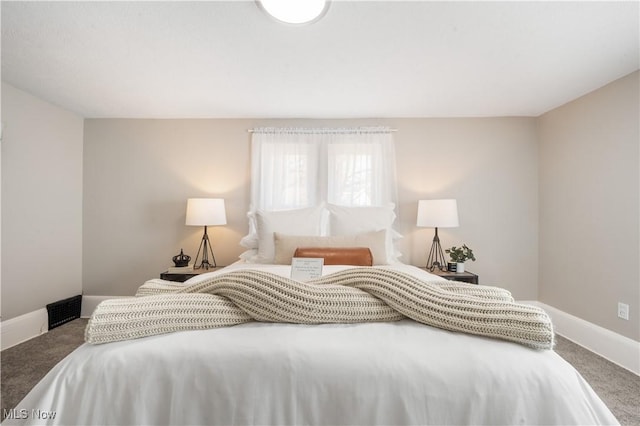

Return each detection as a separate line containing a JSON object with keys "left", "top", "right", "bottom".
{"left": 293, "top": 247, "right": 373, "bottom": 266}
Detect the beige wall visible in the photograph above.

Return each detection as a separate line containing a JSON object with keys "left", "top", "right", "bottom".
{"left": 82, "top": 119, "right": 253, "bottom": 296}
{"left": 5, "top": 72, "right": 636, "bottom": 342}
{"left": 83, "top": 117, "right": 539, "bottom": 299}
{"left": 538, "top": 71, "right": 639, "bottom": 341}
{"left": 394, "top": 118, "right": 539, "bottom": 298}
{"left": 1, "top": 83, "right": 84, "bottom": 320}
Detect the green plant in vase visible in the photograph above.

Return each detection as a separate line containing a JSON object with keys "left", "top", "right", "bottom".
{"left": 445, "top": 244, "right": 476, "bottom": 273}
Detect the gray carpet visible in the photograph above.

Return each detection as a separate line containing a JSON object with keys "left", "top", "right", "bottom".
{"left": 2, "top": 319, "right": 639, "bottom": 425}
{"left": 1, "top": 319, "right": 87, "bottom": 415}
{"left": 553, "top": 336, "right": 640, "bottom": 425}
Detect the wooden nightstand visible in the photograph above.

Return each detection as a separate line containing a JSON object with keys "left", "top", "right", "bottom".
{"left": 423, "top": 268, "right": 479, "bottom": 284}
{"left": 160, "top": 267, "right": 224, "bottom": 283}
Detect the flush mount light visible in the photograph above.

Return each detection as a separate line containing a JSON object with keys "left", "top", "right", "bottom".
{"left": 257, "top": 0, "right": 330, "bottom": 25}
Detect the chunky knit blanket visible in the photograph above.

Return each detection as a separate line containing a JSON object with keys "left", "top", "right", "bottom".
{"left": 85, "top": 268, "right": 554, "bottom": 349}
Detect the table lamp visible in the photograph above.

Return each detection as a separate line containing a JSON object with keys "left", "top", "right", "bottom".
{"left": 417, "top": 199, "right": 459, "bottom": 271}
{"left": 186, "top": 198, "right": 227, "bottom": 269}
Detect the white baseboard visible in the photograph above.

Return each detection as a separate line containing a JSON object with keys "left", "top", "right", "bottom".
{"left": 80, "top": 295, "right": 128, "bottom": 318}
{"left": 526, "top": 301, "right": 640, "bottom": 376}
{"left": 1, "top": 296, "right": 125, "bottom": 351}
{"left": 1, "top": 308, "right": 48, "bottom": 351}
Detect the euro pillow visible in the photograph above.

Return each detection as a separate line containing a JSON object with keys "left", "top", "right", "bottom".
{"left": 327, "top": 203, "right": 401, "bottom": 263}
{"left": 293, "top": 247, "right": 373, "bottom": 266}
{"left": 328, "top": 203, "right": 396, "bottom": 235}
{"left": 274, "top": 230, "right": 387, "bottom": 265}
{"left": 255, "top": 206, "right": 326, "bottom": 263}
{"left": 240, "top": 207, "right": 330, "bottom": 251}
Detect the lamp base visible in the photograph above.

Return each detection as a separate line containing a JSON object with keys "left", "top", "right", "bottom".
{"left": 193, "top": 226, "right": 217, "bottom": 270}
{"left": 426, "top": 227, "right": 447, "bottom": 272}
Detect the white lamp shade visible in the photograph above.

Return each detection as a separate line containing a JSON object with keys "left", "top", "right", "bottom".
{"left": 186, "top": 198, "right": 227, "bottom": 226}
{"left": 416, "top": 199, "right": 459, "bottom": 228}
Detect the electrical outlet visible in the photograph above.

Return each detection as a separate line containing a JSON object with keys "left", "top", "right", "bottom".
{"left": 617, "top": 303, "right": 629, "bottom": 320}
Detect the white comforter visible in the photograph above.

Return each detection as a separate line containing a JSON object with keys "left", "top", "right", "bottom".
{"left": 5, "top": 264, "right": 618, "bottom": 425}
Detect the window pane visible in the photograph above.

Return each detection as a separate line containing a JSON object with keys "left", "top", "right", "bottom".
{"left": 259, "top": 140, "right": 317, "bottom": 210}
{"left": 328, "top": 142, "right": 381, "bottom": 206}
{"left": 281, "top": 153, "right": 309, "bottom": 208}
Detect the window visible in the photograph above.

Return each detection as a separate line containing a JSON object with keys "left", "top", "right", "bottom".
{"left": 250, "top": 127, "right": 397, "bottom": 211}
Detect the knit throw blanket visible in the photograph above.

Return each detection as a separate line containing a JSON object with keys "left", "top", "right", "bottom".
{"left": 85, "top": 268, "right": 554, "bottom": 349}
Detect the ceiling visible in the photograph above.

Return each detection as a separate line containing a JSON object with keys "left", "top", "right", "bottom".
{"left": 2, "top": 1, "right": 638, "bottom": 119}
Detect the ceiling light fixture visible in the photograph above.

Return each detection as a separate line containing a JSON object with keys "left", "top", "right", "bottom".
{"left": 257, "top": 0, "right": 330, "bottom": 25}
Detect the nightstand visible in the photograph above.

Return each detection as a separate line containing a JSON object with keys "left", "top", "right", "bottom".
{"left": 160, "top": 267, "right": 224, "bottom": 283}
{"left": 424, "top": 268, "right": 479, "bottom": 284}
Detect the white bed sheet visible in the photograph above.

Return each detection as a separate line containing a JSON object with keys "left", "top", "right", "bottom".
{"left": 5, "top": 264, "right": 618, "bottom": 426}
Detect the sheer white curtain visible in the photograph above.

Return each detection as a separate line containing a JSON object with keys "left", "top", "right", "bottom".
{"left": 250, "top": 127, "right": 397, "bottom": 211}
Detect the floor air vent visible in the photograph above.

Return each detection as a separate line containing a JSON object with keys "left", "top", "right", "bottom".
{"left": 46, "top": 295, "right": 82, "bottom": 330}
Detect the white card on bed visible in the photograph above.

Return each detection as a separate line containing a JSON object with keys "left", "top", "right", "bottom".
{"left": 291, "top": 257, "right": 324, "bottom": 281}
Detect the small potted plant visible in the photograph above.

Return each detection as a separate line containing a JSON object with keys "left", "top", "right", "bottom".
{"left": 445, "top": 244, "right": 476, "bottom": 273}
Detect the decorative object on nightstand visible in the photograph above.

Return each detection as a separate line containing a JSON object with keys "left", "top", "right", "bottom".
{"left": 167, "top": 249, "right": 193, "bottom": 273}
{"left": 172, "top": 249, "right": 191, "bottom": 267}
{"left": 186, "top": 198, "right": 227, "bottom": 270}
{"left": 445, "top": 244, "right": 475, "bottom": 273}
{"left": 417, "top": 199, "right": 459, "bottom": 271}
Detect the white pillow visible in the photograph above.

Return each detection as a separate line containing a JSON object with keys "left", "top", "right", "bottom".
{"left": 255, "top": 206, "right": 325, "bottom": 263}
{"left": 328, "top": 203, "right": 395, "bottom": 234}
{"left": 239, "top": 249, "right": 258, "bottom": 262}
{"left": 240, "top": 207, "right": 330, "bottom": 250}
{"left": 239, "top": 211, "right": 259, "bottom": 249}
{"left": 273, "top": 230, "right": 388, "bottom": 265}
{"left": 327, "top": 203, "right": 401, "bottom": 263}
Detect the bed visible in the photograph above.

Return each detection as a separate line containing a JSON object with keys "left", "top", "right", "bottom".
{"left": 5, "top": 202, "right": 620, "bottom": 425}
{"left": 5, "top": 261, "right": 618, "bottom": 426}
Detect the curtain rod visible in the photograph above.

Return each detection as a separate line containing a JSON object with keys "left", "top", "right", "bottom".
{"left": 248, "top": 127, "right": 398, "bottom": 133}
